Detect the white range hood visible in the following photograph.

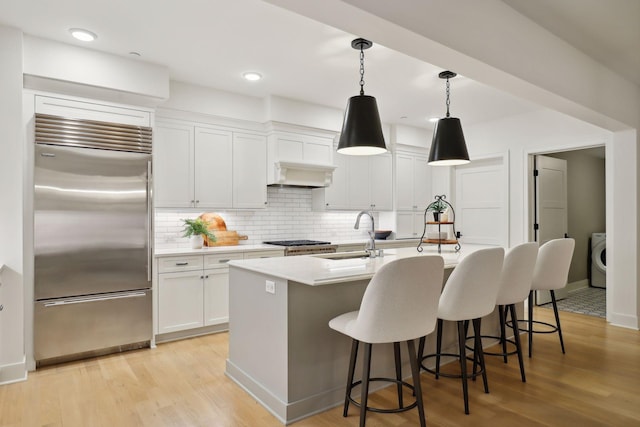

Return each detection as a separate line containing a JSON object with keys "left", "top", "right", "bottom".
{"left": 270, "top": 161, "right": 336, "bottom": 187}
{"left": 266, "top": 123, "right": 338, "bottom": 188}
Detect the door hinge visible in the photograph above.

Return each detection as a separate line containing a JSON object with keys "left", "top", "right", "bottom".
{"left": 533, "top": 223, "right": 539, "bottom": 230}
{"left": 533, "top": 169, "right": 539, "bottom": 177}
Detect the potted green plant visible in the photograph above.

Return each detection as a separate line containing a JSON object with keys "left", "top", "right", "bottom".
{"left": 427, "top": 200, "right": 447, "bottom": 222}
{"left": 182, "top": 217, "right": 216, "bottom": 249}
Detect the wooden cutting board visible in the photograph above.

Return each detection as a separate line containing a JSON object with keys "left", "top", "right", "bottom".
{"left": 205, "top": 230, "right": 248, "bottom": 247}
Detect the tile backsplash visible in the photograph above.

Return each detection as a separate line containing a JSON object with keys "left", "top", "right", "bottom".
{"left": 154, "top": 186, "right": 377, "bottom": 250}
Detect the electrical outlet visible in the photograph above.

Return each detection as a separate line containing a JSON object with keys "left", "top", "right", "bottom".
{"left": 265, "top": 280, "right": 276, "bottom": 294}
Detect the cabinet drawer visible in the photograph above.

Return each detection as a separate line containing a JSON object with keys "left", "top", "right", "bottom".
{"left": 204, "top": 253, "right": 244, "bottom": 269}
{"left": 244, "top": 250, "right": 285, "bottom": 259}
{"left": 158, "top": 256, "right": 204, "bottom": 273}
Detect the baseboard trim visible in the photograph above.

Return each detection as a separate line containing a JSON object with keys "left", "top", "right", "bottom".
{"left": 0, "top": 357, "right": 27, "bottom": 385}
{"left": 567, "top": 279, "right": 589, "bottom": 294}
{"left": 608, "top": 313, "right": 638, "bottom": 330}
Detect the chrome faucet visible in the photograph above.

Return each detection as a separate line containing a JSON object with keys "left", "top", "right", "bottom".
{"left": 354, "top": 210, "right": 377, "bottom": 257}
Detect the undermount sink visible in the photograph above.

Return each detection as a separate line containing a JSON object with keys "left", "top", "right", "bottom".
{"left": 318, "top": 251, "right": 371, "bottom": 260}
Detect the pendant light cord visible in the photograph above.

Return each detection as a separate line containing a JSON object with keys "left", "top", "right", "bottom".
{"left": 359, "top": 45, "right": 365, "bottom": 95}
{"left": 445, "top": 76, "right": 451, "bottom": 118}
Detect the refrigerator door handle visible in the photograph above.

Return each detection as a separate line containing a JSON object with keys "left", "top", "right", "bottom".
{"left": 147, "top": 160, "right": 153, "bottom": 282}
{"left": 43, "top": 292, "right": 148, "bottom": 307}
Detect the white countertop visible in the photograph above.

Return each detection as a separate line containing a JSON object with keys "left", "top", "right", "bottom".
{"left": 154, "top": 239, "right": 421, "bottom": 258}
{"left": 154, "top": 244, "right": 284, "bottom": 258}
{"left": 228, "top": 244, "right": 495, "bottom": 286}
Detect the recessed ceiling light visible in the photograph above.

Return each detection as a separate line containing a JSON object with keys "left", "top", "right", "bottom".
{"left": 69, "top": 28, "right": 97, "bottom": 42}
{"left": 242, "top": 72, "right": 262, "bottom": 81}
{"left": 428, "top": 117, "right": 440, "bottom": 123}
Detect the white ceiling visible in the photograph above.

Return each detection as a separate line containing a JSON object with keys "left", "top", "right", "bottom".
{"left": 0, "top": 0, "right": 636, "bottom": 130}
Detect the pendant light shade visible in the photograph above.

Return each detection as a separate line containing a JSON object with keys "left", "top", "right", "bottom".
{"left": 337, "top": 38, "right": 387, "bottom": 156}
{"left": 338, "top": 94, "right": 387, "bottom": 155}
{"left": 428, "top": 71, "right": 470, "bottom": 166}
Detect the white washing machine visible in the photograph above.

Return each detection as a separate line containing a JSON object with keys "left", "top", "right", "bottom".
{"left": 591, "top": 232, "right": 606, "bottom": 288}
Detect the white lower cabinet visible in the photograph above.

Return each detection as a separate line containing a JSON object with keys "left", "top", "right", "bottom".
{"left": 203, "top": 268, "right": 230, "bottom": 326}
{"left": 156, "top": 249, "right": 284, "bottom": 337}
{"left": 158, "top": 270, "right": 204, "bottom": 334}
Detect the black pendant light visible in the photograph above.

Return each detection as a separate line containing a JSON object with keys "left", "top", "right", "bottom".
{"left": 337, "top": 38, "right": 387, "bottom": 156}
{"left": 428, "top": 71, "right": 470, "bottom": 166}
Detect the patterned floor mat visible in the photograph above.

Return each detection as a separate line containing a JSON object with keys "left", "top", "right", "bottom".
{"left": 541, "top": 287, "right": 606, "bottom": 318}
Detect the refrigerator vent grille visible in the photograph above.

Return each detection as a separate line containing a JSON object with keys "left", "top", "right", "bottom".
{"left": 35, "top": 113, "right": 152, "bottom": 153}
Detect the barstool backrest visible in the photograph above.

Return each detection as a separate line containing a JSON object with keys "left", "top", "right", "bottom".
{"left": 531, "top": 238, "right": 575, "bottom": 291}
{"left": 351, "top": 256, "right": 444, "bottom": 344}
{"left": 495, "top": 242, "right": 539, "bottom": 305}
{"left": 438, "top": 247, "right": 505, "bottom": 321}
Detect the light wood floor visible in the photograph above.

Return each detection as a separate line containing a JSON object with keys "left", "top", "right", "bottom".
{"left": 1, "top": 307, "right": 639, "bottom": 427}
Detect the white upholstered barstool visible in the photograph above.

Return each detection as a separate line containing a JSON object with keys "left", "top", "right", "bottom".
{"left": 419, "top": 247, "right": 504, "bottom": 415}
{"left": 526, "top": 238, "right": 575, "bottom": 357}
{"left": 329, "top": 256, "right": 445, "bottom": 427}
{"left": 476, "top": 242, "right": 538, "bottom": 382}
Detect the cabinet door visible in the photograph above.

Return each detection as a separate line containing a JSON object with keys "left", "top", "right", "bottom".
{"left": 203, "top": 269, "right": 229, "bottom": 326}
{"left": 194, "top": 127, "right": 233, "bottom": 207}
{"left": 233, "top": 133, "right": 267, "bottom": 208}
{"left": 413, "top": 211, "right": 427, "bottom": 238}
{"left": 369, "top": 154, "right": 393, "bottom": 210}
{"left": 154, "top": 123, "right": 194, "bottom": 208}
{"left": 396, "top": 154, "right": 415, "bottom": 210}
{"left": 347, "top": 156, "right": 370, "bottom": 210}
{"left": 324, "top": 150, "right": 349, "bottom": 209}
{"left": 396, "top": 211, "right": 416, "bottom": 239}
{"left": 413, "top": 156, "right": 431, "bottom": 209}
{"left": 158, "top": 271, "right": 204, "bottom": 334}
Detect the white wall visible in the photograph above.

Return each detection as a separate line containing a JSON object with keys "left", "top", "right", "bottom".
{"left": 268, "top": 0, "right": 640, "bottom": 329}
{"left": 23, "top": 36, "right": 170, "bottom": 104}
{"left": 464, "top": 109, "right": 612, "bottom": 247}
{"left": 0, "top": 25, "right": 26, "bottom": 384}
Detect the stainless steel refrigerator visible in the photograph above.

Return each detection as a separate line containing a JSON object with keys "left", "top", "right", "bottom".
{"left": 34, "top": 113, "right": 153, "bottom": 366}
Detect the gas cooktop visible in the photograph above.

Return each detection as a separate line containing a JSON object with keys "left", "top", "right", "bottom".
{"left": 263, "top": 240, "right": 332, "bottom": 246}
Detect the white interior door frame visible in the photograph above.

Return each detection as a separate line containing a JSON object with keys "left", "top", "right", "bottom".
{"left": 522, "top": 141, "right": 607, "bottom": 244}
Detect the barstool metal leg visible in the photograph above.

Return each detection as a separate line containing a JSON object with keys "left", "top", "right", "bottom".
{"left": 407, "top": 339, "right": 426, "bottom": 427}
{"left": 435, "top": 319, "right": 444, "bottom": 379}
{"left": 473, "top": 318, "right": 489, "bottom": 393}
{"left": 360, "top": 343, "right": 372, "bottom": 427}
{"left": 509, "top": 303, "right": 526, "bottom": 382}
{"left": 528, "top": 290, "right": 534, "bottom": 358}
{"left": 456, "top": 320, "right": 470, "bottom": 415}
{"left": 344, "top": 339, "right": 359, "bottom": 417}
{"left": 498, "top": 305, "right": 508, "bottom": 363}
{"left": 393, "top": 342, "right": 404, "bottom": 408}
{"left": 550, "top": 290, "right": 566, "bottom": 354}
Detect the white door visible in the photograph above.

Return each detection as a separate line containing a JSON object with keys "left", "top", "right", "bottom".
{"left": 454, "top": 156, "right": 507, "bottom": 246}
{"left": 535, "top": 154, "right": 569, "bottom": 303}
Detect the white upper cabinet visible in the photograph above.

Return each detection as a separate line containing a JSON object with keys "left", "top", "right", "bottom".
{"left": 396, "top": 152, "right": 431, "bottom": 211}
{"left": 194, "top": 127, "right": 233, "bottom": 207}
{"left": 313, "top": 152, "right": 393, "bottom": 211}
{"left": 233, "top": 132, "right": 267, "bottom": 209}
{"left": 154, "top": 122, "right": 194, "bottom": 208}
{"left": 321, "top": 150, "right": 349, "bottom": 209}
{"left": 154, "top": 119, "right": 266, "bottom": 209}
{"left": 369, "top": 154, "right": 393, "bottom": 211}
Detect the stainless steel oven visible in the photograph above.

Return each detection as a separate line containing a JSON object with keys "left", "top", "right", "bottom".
{"left": 263, "top": 240, "right": 338, "bottom": 256}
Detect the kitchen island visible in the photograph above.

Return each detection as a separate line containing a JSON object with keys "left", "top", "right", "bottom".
{"left": 225, "top": 245, "right": 502, "bottom": 424}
